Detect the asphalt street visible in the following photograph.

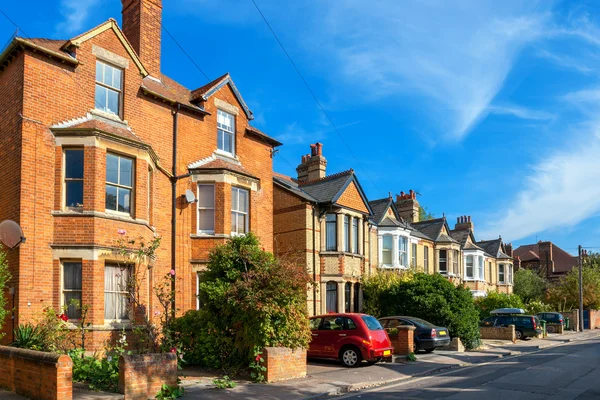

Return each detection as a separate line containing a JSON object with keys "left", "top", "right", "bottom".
{"left": 339, "top": 337, "right": 600, "bottom": 400}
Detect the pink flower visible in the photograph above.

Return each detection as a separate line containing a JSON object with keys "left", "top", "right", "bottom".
{"left": 118, "top": 229, "right": 126, "bottom": 235}
{"left": 255, "top": 355, "right": 261, "bottom": 362}
{"left": 170, "top": 348, "right": 177, "bottom": 354}
{"left": 57, "top": 314, "right": 68, "bottom": 322}
{"left": 170, "top": 270, "right": 175, "bottom": 276}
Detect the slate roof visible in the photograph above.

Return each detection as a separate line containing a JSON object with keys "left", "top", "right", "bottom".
{"left": 477, "top": 239, "right": 511, "bottom": 259}
{"left": 449, "top": 229, "right": 471, "bottom": 247}
{"left": 411, "top": 218, "right": 457, "bottom": 243}
{"left": 272, "top": 174, "right": 316, "bottom": 202}
{"left": 369, "top": 197, "right": 394, "bottom": 225}
{"left": 514, "top": 243, "right": 576, "bottom": 273}
{"left": 299, "top": 170, "right": 354, "bottom": 204}
{"left": 379, "top": 216, "right": 404, "bottom": 227}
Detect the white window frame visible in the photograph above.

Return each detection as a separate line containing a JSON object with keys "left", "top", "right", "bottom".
{"left": 62, "top": 260, "right": 82, "bottom": 320}
{"left": 452, "top": 250, "right": 459, "bottom": 275}
{"left": 439, "top": 249, "right": 447, "bottom": 273}
{"left": 104, "top": 263, "right": 131, "bottom": 322}
{"left": 105, "top": 152, "right": 134, "bottom": 215}
{"left": 411, "top": 243, "right": 417, "bottom": 267}
{"left": 231, "top": 187, "right": 249, "bottom": 235}
{"left": 398, "top": 236, "right": 408, "bottom": 268}
{"left": 479, "top": 256, "right": 485, "bottom": 281}
{"left": 508, "top": 264, "right": 513, "bottom": 284}
{"left": 466, "top": 255, "right": 474, "bottom": 279}
{"left": 217, "top": 109, "right": 235, "bottom": 156}
{"left": 197, "top": 184, "right": 215, "bottom": 234}
{"left": 95, "top": 61, "right": 123, "bottom": 116}
{"left": 381, "top": 235, "right": 393, "bottom": 267}
{"left": 498, "top": 264, "right": 505, "bottom": 283}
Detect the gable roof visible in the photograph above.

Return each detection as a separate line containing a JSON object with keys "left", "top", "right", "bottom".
{"left": 412, "top": 218, "right": 458, "bottom": 243}
{"left": 514, "top": 243, "right": 576, "bottom": 273}
{"left": 477, "top": 239, "right": 511, "bottom": 259}
{"left": 190, "top": 73, "right": 254, "bottom": 120}
{"left": 273, "top": 173, "right": 317, "bottom": 202}
{"left": 369, "top": 197, "right": 395, "bottom": 225}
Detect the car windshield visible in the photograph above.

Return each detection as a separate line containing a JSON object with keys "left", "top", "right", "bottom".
{"left": 361, "top": 315, "right": 384, "bottom": 331}
{"left": 407, "top": 318, "right": 436, "bottom": 328}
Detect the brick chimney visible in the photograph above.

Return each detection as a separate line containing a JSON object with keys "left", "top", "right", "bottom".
{"left": 538, "top": 241, "right": 555, "bottom": 278}
{"left": 454, "top": 215, "right": 474, "bottom": 232}
{"left": 504, "top": 242, "right": 513, "bottom": 257}
{"left": 296, "top": 142, "right": 327, "bottom": 182}
{"left": 122, "top": 0, "right": 162, "bottom": 77}
{"left": 395, "top": 190, "right": 420, "bottom": 223}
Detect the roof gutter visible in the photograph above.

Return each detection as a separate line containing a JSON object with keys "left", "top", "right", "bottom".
{"left": 0, "top": 37, "right": 79, "bottom": 69}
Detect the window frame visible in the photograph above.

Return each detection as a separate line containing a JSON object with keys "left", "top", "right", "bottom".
{"left": 231, "top": 186, "right": 249, "bottom": 235}
{"left": 352, "top": 217, "right": 359, "bottom": 254}
{"left": 197, "top": 183, "right": 215, "bottom": 234}
{"left": 343, "top": 215, "right": 350, "bottom": 252}
{"left": 95, "top": 60, "right": 123, "bottom": 117}
{"left": 325, "top": 214, "right": 337, "bottom": 251}
{"left": 344, "top": 282, "right": 352, "bottom": 313}
{"left": 63, "top": 148, "right": 85, "bottom": 210}
{"left": 466, "top": 255, "right": 474, "bottom": 279}
{"left": 478, "top": 256, "right": 485, "bottom": 281}
{"left": 61, "top": 260, "right": 82, "bottom": 320}
{"left": 453, "top": 249, "right": 459, "bottom": 275}
{"left": 104, "top": 263, "right": 131, "bottom": 322}
{"left": 411, "top": 243, "right": 417, "bottom": 268}
{"left": 381, "top": 235, "right": 393, "bottom": 266}
{"left": 398, "top": 236, "right": 408, "bottom": 268}
{"left": 498, "top": 264, "right": 505, "bottom": 283}
{"left": 424, "top": 246, "right": 429, "bottom": 273}
{"left": 105, "top": 152, "right": 135, "bottom": 215}
{"left": 326, "top": 281, "right": 338, "bottom": 313}
{"left": 217, "top": 109, "right": 236, "bottom": 156}
{"left": 439, "top": 249, "right": 447, "bottom": 273}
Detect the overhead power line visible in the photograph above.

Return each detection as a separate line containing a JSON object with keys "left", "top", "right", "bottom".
{"left": 250, "top": 0, "right": 381, "bottom": 193}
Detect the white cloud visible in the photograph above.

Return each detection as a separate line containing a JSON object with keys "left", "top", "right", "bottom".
{"left": 535, "top": 49, "right": 594, "bottom": 74}
{"left": 309, "top": 1, "right": 551, "bottom": 139}
{"left": 487, "top": 104, "right": 555, "bottom": 121}
{"left": 55, "top": 0, "right": 99, "bottom": 36}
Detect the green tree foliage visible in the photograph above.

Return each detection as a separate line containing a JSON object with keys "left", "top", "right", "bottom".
{"left": 373, "top": 273, "right": 481, "bottom": 349}
{"left": 474, "top": 291, "right": 524, "bottom": 319}
{"left": 513, "top": 269, "right": 548, "bottom": 303}
{"left": 0, "top": 249, "right": 11, "bottom": 340}
{"left": 172, "top": 234, "right": 311, "bottom": 371}
{"left": 362, "top": 269, "right": 414, "bottom": 316}
{"left": 418, "top": 206, "right": 435, "bottom": 221}
{"left": 547, "top": 259, "right": 600, "bottom": 311}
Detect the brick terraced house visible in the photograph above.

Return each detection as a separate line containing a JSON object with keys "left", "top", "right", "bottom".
{"left": 0, "top": 0, "right": 280, "bottom": 346}
{"left": 513, "top": 241, "right": 576, "bottom": 283}
{"left": 273, "top": 143, "right": 377, "bottom": 316}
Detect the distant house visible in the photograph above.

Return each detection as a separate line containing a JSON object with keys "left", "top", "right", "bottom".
{"left": 273, "top": 143, "right": 377, "bottom": 316}
{"left": 513, "top": 241, "right": 577, "bottom": 282}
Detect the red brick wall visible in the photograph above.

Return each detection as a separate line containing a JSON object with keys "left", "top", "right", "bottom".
{"left": 0, "top": 346, "right": 72, "bottom": 400}
{"left": 389, "top": 326, "right": 415, "bottom": 355}
{"left": 262, "top": 347, "right": 306, "bottom": 383}
{"left": 118, "top": 353, "right": 177, "bottom": 400}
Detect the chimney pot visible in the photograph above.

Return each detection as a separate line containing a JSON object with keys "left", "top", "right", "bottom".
{"left": 468, "top": 216, "right": 471, "bottom": 223}
{"left": 315, "top": 142, "right": 323, "bottom": 155}
{"left": 457, "top": 217, "right": 460, "bottom": 224}
{"left": 310, "top": 143, "right": 317, "bottom": 156}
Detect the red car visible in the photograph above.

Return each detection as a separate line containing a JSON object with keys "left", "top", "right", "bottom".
{"left": 308, "top": 313, "right": 393, "bottom": 367}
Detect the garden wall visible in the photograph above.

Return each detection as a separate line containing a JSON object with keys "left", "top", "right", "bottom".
{"left": 0, "top": 346, "right": 72, "bottom": 400}
{"left": 389, "top": 326, "right": 415, "bottom": 355}
{"left": 562, "top": 310, "right": 579, "bottom": 331}
{"left": 546, "top": 323, "right": 564, "bottom": 334}
{"left": 480, "top": 325, "right": 515, "bottom": 341}
{"left": 118, "top": 353, "right": 178, "bottom": 400}
{"left": 262, "top": 347, "right": 306, "bottom": 383}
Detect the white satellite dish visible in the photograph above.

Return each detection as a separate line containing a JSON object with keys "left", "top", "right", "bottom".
{"left": 184, "top": 189, "right": 197, "bottom": 204}
{"left": 0, "top": 220, "right": 26, "bottom": 250}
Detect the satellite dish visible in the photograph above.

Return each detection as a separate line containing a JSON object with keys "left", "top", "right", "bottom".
{"left": 0, "top": 220, "right": 26, "bottom": 250}
{"left": 184, "top": 189, "right": 197, "bottom": 204}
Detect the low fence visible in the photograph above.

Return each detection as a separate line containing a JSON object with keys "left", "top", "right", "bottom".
{"left": 118, "top": 353, "right": 178, "bottom": 400}
{"left": 262, "top": 347, "right": 307, "bottom": 383}
{"left": 0, "top": 346, "right": 73, "bottom": 400}
{"left": 389, "top": 326, "right": 416, "bottom": 355}
{"left": 480, "top": 325, "right": 515, "bottom": 341}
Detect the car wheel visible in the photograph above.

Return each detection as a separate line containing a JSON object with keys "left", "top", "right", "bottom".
{"left": 546, "top": 325, "right": 556, "bottom": 334}
{"left": 340, "top": 347, "right": 362, "bottom": 368}
{"left": 413, "top": 341, "right": 419, "bottom": 353}
{"left": 424, "top": 348, "right": 435, "bottom": 353}
{"left": 515, "top": 330, "right": 524, "bottom": 340}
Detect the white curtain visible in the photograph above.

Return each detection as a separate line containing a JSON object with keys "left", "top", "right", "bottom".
{"left": 104, "top": 265, "right": 129, "bottom": 320}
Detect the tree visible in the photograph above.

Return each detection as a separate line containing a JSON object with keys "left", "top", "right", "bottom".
{"left": 0, "top": 248, "right": 11, "bottom": 340}
{"left": 547, "top": 263, "right": 600, "bottom": 311}
{"left": 474, "top": 291, "right": 524, "bottom": 319}
{"left": 362, "top": 269, "right": 414, "bottom": 316}
{"left": 513, "top": 269, "right": 548, "bottom": 303}
{"left": 419, "top": 206, "right": 435, "bottom": 221}
{"left": 377, "top": 273, "right": 481, "bottom": 349}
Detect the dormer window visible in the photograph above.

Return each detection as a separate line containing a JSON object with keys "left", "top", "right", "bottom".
{"left": 217, "top": 110, "right": 235, "bottom": 155}
{"left": 95, "top": 61, "right": 122, "bottom": 116}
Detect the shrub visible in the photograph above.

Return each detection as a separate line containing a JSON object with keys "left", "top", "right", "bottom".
{"left": 11, "top": 323, "right": 45, "bottom": 350}
{"left": 0, "top": 249, "right": 11, "bottom": 339}
{"left": 474, "top": 291, "right": 524, "bottom": 319}
{"left": 362, "top": 269, "right": 414, "bottom": 316}
{"left": 377, "top": 273, "right": 481, "bottom": 349}
{"left": 173, "top": 234, "right": 311, "bottom": 372}
{"left": 525, "top": 300, "right": 552, "bottom": 315}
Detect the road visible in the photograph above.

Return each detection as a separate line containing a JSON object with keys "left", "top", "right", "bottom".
{"left": 339, "top": 337, "right": 600, "bottom": 400}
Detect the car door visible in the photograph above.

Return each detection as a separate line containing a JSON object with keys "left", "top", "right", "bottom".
{"left": 308, "top": 317, "right": 324, "bottom": 357}
{"left": 318, "top": 316, "right": 345, "bottom": 358}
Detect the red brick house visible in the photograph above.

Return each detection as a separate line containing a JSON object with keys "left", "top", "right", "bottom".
{"left": 273, "top": 143, "right": 377, "bottom": 316}
{"left": 513, "top": 241, "right": 577, "bottom": 283}
{"left": 0, "top": 0, "right": 280, "bottom": 346}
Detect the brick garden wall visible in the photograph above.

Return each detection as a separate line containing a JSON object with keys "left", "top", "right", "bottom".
{"left": 118, "top": 353, "right": 177, "bottom": 400}
{"left": 0, "top": 346, "right": 72, "bottom": 400}
{"left": 480, "top": 325, "right": 515, "bottom": 341}
{"left": 262, "top": 347, "right": 307, "bottom": 383}
{"left": 562, "top": 310, "right": 579, "bottom": 331}
{"left": 389, "top": 326, "right": 415, "bottom": 355}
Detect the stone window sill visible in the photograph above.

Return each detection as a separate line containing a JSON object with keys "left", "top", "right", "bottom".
{"left": 190, "top": 233, "right": 231, "bottom": 239}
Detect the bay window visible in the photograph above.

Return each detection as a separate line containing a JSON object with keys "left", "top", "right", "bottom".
{"left": 326, "top": 281, "right": 338, "bottom": 313}
{"left": 498, "top": 264, "right": 505, "bottom": 283}
{"left": 424, "top": 246, "right": 429, "bottom": 273}
{"left": 104, "top": 264, "right": 130, "bottom": 320}
{"left": 466, "top": 255, "right": 474, "bottom": 279}
{"left": 63, "top": 261, "right": 82, "bottom": 319}
{"left": 352, "top": 217, "right": 359, "bottom": 254}
{"left": 453, "top": 250, "right": 459, "bottom": 274}
{"left": 412, "top": 243, "right": 417, "bottom": 267}
{"left": 479, "top": 257, "right": 485, "bottom": 281}
{"left": 398, "top": 236, "right": 408, "bottom": 267}
{"left": 343, "top": 215, "right": 350, "bottom": 252}
{"left": 64, "top": 149, "right": 84, "bottom": 208}
{"left": 326, "top": 214, "right": 337, "bottom": 251}
{"left": 439, "top": 249, "right": 447, "bottom": 273}
{"left": 382, "top": 235, "right": 393, "bottom": 265}
{"left": 231, "top": 187, "right": 249, "bottom": 235}
{"left": 106, "top": 153, "right": 133, "bottom": 214}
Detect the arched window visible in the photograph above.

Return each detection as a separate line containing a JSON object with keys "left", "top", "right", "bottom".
{"left": 326, "top": 281, "right": 338, "bottom": 313}
{"left": 345, "top": 282, "right": 352, "bottom": 312}
{"left": 353, "top": 283, "right": 361, "bottom": 313}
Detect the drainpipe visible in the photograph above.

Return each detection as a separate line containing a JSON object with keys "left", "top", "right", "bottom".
{"left": 312, "top": 205, "right": 317, "bottom": 316}
{"left": 170, "top": 104, "right": 180, "bottom": 319}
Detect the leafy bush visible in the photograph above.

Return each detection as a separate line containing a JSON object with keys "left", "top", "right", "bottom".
{"left": 525, "top": 300, "right": 552, "bottom": 315}
{"left": 155, "top": 384, "right": 184, "bottom": 399}
{"left": 514, "top": 269, "right": 548, "bottom": 303}
{"left": 474, "top": 291, "right": 524, "bottom": 319}
{"left": 172, "top": 234, "right": 311, "bottom": 372}
{"left": 362, "top": 269, "right": 414, "bottom": 316}
{"left": 0, "top": 249, "right": 11, "bottom": 339}
{"left": 11, "top": 323, "right": 46, "bottom": 350}
{"left": 376, "top": 273, "right": 481, "bottom": 349}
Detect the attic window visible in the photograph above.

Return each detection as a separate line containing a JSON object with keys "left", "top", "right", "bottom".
{"left": 95, "top": 61, "right": 122, "bottom": 116}
{"left": 217, "top": 110, "right": 235, "bottom": 155}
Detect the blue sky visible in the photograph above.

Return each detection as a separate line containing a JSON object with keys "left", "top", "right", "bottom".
{"left": 2, "top": 0, "right": 600, "bottom": 255}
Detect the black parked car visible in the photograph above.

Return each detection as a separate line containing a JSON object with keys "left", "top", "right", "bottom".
{"left": 379, "top": 316, "right": 450, "bottom": 353}
{"left": 536, "top": 312, "right": 565, "bottom": 333}
{"left": 481, "top": 309, "right": 542, "bottom": 340}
